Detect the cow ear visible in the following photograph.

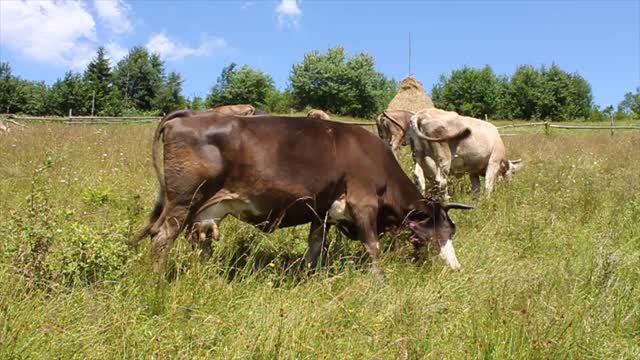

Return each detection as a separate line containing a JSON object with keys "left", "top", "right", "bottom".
{"left": 509, "top": 159, "right": 524, "bottom": 171}
{"left": 442, "top": 203, "right": 474, "bottom": 212}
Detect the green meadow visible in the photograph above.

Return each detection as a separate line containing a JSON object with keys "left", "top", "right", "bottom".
{"left": 1, "top": 121, "right": 638, "bottom": 359}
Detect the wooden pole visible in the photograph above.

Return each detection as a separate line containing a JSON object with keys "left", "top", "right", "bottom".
{"left": 91, "top": 91, "right": 95, "bottom": 118}
{"left": 408, "top": 32, "right": 412, "bottom": 76}
{"left": 610, "top": 114, "right": 614, "bottom": 136}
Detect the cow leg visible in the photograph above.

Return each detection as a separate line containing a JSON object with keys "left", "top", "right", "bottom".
{"left": 188, "top": 219, "right": 219, "bottom": 261}
{"left": 470, "top": 174, "right": 481, "bottom": 197}
{"left": 305, "top": 221, "right": 331, "bottom": 270}
{"left": 428, "top": 142, "right": 453, "bottom": 199}
{"left": 391, "top": 137, "right": 402, "bottom": 159}
{"left": 415, "top": 155, "right": 439, "bottom": 196}
{"left": 348, "top": 198, "right": 383, "bottom": 277}
{"left": 359, "top": 219, "right": 383, "bottom": 277}
{"left": 484, "top": 162, "right": 501, "bottom": 195}
{"left": 150, "top": 204, "right": 190, "bottom": 273}
{"left": 413, "top": 162, "right": 427, "bottom": 194}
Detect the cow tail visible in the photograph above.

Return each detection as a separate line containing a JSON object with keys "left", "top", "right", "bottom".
{"left": 410, "top": 115, "right": 471, "bottom": 142}
{"left": 132, "top": 110, "right": 191, "bottom": 244}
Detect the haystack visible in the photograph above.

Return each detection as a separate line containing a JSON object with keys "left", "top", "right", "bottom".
{"left": 386, "top": 75, "right": 434, "bottom": 113}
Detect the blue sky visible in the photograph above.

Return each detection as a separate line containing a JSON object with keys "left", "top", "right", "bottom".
{"left": 1, "top": 0, "right": 638, "bottom": 108}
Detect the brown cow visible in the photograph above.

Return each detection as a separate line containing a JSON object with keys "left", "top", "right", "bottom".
{"left": 307, "top": 109, "right": 331, "bottom": 120}
{"left": 136, "top": 111, "right": 473, "bottom": 274}
{"left": 207, "top": 104, "right": 256, "bottom": 116}
{"left": 375, "top": 109, "right": 414, "bottom": 157}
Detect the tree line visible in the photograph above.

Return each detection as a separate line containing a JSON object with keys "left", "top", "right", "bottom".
{"left": 0, "top": 47, "right": 186, "bottom": 117}
{"left": 432, "top": 64, "right": 638, "bottom": 121}
{"left": 1, "top": 45, "right": 638, "bottom": 120}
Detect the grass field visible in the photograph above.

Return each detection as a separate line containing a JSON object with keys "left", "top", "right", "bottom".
{"left": 1, "top": 120, "right": 639, "bottom": 359}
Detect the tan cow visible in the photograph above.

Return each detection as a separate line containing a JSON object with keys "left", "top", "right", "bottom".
{"left": 307, "top": 109, "right": 331, "bottom": 120}
{"left": 207, "top": 104, "right": 256, "bottom": 116}
{"left": 408, "top": 108, "right": 523, "bottom": 198}
{"left": 375, "top": 109, "right": 414, "bottom": 157}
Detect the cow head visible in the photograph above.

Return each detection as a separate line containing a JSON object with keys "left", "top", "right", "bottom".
{"left": 504, "top": 159, "right": 524, "bottom": 181}
{"left": 406, "top": 202, "right": 473, "bottom": 270}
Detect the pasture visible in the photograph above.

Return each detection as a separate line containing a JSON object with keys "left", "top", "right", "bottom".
{"left": 0, "top": 120, "right": 639, "bottom": 358}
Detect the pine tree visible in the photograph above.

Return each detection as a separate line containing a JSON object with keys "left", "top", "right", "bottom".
{"left": 113, "top": 47, "right": 166, "bottom": 111}
{"left": 154, "top": 71, "right": 186, "bottom": 114}
{"left": 84, "top": 47, "right": 112, "bottom": 115}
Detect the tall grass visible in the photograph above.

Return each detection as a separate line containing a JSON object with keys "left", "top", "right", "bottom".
{"left": 0, "top": 122, "right": 638, "bottom": 358}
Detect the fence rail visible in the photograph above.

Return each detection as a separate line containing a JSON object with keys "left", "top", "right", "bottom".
{"left": 3, "top": 114, "right": 161, "bottom": 125}
{"left": 4, "top": 114, "right": 638, "bottom": 133}
{"left": 496, "top": 121, "right": 640, "bottom": 135}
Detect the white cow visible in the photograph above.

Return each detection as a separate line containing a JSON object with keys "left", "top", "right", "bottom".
{"left": 408, "top": 108, "right": 523, "bottom": 198}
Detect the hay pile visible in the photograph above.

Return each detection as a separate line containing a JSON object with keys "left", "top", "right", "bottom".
{"left": 386, "top": 75, "right": 434, "bottom": 113}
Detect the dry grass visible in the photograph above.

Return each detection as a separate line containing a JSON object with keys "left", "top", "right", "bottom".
{"left": 386, "top": 75, "right": 435, "bottom": 113}
{"left": 0, "top": 121, "right": 639, "bottom": 358}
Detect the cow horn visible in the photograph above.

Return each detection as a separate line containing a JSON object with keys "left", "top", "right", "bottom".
{"left": 510, "top": 159, "right": 522, "bottom": 164}
{"left": 443, "top": 203, "right": 474, "bottom": 211}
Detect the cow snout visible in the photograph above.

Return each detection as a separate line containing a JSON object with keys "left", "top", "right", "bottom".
{"left": 439, "top": 239, "right": 461, "bottom": 270}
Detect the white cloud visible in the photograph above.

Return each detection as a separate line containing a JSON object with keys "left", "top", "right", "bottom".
{"left": 105, "top": 41, "right": 128, "bottom": 63}
{"left": 93, "top": 0, "right": 133, "bottom": 34}
{"left": 146, "top": 33, "right": 226, "bottom": 61}
{"left": 241, "top": 1, "right": 256, "bottom": 10}
{"left": 0, "top": 1, "right": 97, "bottom": 69}
{"left": 276, "top": 0, "right": 302, "bottom": 27}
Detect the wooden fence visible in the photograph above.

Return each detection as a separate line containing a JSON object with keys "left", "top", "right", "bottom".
{"left": 496, "top": 121, "right": 640, "bottom": 136}
{"left": 4, "top": 114, "right": 376, "bottom": 127}
{"left": 3, "top": 114, "right": 161, "bottom": 125}
{"left": 4, "top": 114, "right": 638, "bottom": 134}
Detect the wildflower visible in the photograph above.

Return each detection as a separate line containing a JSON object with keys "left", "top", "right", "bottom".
{"left": 268, "top": 262, "right": 276, "bottom": 268}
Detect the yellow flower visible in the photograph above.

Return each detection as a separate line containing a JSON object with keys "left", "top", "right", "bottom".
{"left": 268, "top": 262, "right": 276, "bottom": 268}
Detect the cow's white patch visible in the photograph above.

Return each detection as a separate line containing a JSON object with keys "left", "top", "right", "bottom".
{"left": 195, "top": 197, "right": 261, "bottom": 223}
{"left": 328, "top": 196, "right": 351, "bottom": 222}
{"left": 439, "top": 239, "right": 461, "bottom": 270}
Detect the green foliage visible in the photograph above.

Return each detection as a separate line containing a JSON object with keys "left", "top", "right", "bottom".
{"left": 503, "top": 64, "right": 544, "bottom": 120}
{"left": 0, "top": 62, "right": 50, "bottom": 115}
{"left": 189, "top": 96, "right": 205, "bottom": 111}
{"left": 289, "top": 46, "right": 396, "bottom": 118}
{"left": 153, "top": 71, "right": 187, "bottom": 114}
{"left": 113, "top": 47, "right": 164, "bottom": 111}
{"left": 618, "top": 87, "right": 640, "bottom": 117}
{"left": 48, "top": 71, "right": 91, "bottom": 116}
{"left": 101, "top": 85, "right": 126, "bottom": 116}
{"left": 205, "top": 63, "right": 276, "bottom": 108}
{"left": 83, "top": 47, "right": 113, "bottom": 115}
{"left": 0, "top": 62, "right": 16, "bottom": 113}
{"left": 435, "top": 63, "right": 593, "bottom": 121}
{"left": 15, "top": 80, "right": 50, "bottom": 115}
{"left": 264, "top": 89, "right": 293, "bottom": 114}
{"left": 432, "top": 65, "right": 503, "bottom": 118}
{"left": 50, "top": 223, "right": 133, "bottom": 285}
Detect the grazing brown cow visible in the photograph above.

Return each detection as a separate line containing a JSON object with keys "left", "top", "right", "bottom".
{"left": 207, "top": 104, "right": 256, "bottom": 116}
{"left": 408, "top": 108, "right": 523, "bottom": 198}
{"left": 136, "top": 111, "right": 472, "bottom": 274}
{"left": 375, "top": 109, "right": 414, "bottom": 157}
{"left": 307, "top": 109, "right": 331, "bottom": 120}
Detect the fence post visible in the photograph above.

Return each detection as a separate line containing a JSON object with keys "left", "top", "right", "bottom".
{"left": 544, "top": 121, "right": 550, "bottom": 135}
{"left": 610, "top": 115, "right": 614, "bottom": 136}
